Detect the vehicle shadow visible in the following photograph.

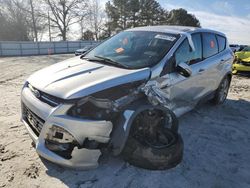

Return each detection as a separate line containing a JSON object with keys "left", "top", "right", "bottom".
{"left": 42, "top": 153, "right": 130, "bottom": 188}
{"left": 42, "top": 98, "right": 250, "bottom": 188}
{"left": 234, "top": 72, "right": 250, "bottom": 78}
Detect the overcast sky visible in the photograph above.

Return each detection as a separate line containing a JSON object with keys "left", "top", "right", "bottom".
{"left": 158, "top": 0, "right": 250, "bottom": 44}
{"left": 100, "top": 0, "right": 250, "bottom": 44}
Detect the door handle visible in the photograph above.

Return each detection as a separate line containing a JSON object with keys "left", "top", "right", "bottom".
{"left": 199, "top": 68, "right": 205, "bottom": 72}
{"left": 219, "top": 59, "right": 225, "bottom": 65}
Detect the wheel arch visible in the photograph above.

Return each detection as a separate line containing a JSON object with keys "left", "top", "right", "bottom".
{"left": 110, "top": 102, "right": 178, "bottom": 156}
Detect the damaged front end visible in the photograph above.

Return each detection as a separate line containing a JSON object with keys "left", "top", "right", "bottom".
{"left": 21, "top": 81, "right": 149, "bottom": 169}
{"left": 21, "top": 76, "right": 179, "bottom": 169}
{"left": 21, "top": 86, "right": 113, "bottom": 169}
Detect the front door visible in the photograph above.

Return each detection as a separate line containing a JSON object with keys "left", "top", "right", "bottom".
{"left": 161, "top": 33, "right": 206, "bottom": 116}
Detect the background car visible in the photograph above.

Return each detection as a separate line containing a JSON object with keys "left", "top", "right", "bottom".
{"left": 75, "top": 45, "right": 95, "bottom": 56}
{"left": 230, "top": 44, "right": 240, "bottom": 52}
{"left": 233, "top": 46, "right": 250, "bottom": 74}
{"left": 239, "top": 45, "right": 248, "bottom": 51}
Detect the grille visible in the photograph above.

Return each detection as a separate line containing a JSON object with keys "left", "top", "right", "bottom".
{"left": 22, "top": 103, "right": 45, "bottom": 136}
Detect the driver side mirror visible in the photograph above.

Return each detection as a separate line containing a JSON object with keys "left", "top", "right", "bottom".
{"left": 177, "top": 62, "right": 192, "bottom": 77}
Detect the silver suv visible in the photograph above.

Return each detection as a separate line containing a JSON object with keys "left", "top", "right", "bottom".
{"left": 21, "top": 26, "right": 234, "bottom": 169}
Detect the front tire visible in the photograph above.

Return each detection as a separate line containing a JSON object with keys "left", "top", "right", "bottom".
{"left": 121, "top": 108, "right": 183, "bottom": 170}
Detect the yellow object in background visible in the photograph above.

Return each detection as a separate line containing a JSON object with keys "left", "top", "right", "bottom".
{"left": 233, "top": 47, "right": 250, "bottom": 74}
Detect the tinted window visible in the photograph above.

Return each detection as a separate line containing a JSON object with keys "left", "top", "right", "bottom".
{"left": 203, "top": 33, "right": 219, "bottom": 58}
{"left": 175, "top": 34, "right": 202, "bottom": 65}
{"left": 217, "top": 35, "right": 226, "bottom": 52}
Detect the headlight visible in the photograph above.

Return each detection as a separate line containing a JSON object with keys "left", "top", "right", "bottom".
{"left": 45, "top": 125, "right": 78, "bottom": 159}
{"left": 67, "top": 100, "right": 118, "bottom": 121}
{"left": 46, "top": 125, "right": 75, "bottom": 144}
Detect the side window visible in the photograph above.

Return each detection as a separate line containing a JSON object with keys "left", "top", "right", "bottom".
{"left": 202, "top": 33, "right": 219, "bottom": 58}
{"left": 216, "top": 35, "right": 226, "bottom": 52}
{"left": 175, "top": 33, "right": 202, "bottom": 65}
{"left": 191, "top": 34, "right": 202, "bottom": 64}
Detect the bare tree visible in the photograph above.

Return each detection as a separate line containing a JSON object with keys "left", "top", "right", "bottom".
{"left": 88, "top": 0, "right": 105, "bottom": 40}
{"left": 9, "top": 0, "right": 47, "bottom": 41}
{"left": 29, "top": 0, "right": 38, "bottom": 41}
{"left": 0, "top": 0, "right": 31, "bottom": 41}
{"left": 79, "top": 0, "right": 105, "bottom": 40}
{"left": 44, "top": 0, "right": 88, "bottom": 41}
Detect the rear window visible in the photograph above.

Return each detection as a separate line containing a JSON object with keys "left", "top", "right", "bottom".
{"left": 217, "top": 35, "right": 226, "bottom": 52}
{"left": 202, "top": 33, "right": 219, "bottom": 59}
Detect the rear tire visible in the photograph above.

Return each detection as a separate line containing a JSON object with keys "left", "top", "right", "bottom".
{"left": 121, "top": 108, "right": 183, "bottom": 170}
{"left": 212, "top": 76, "right": 230, "bottom": 105}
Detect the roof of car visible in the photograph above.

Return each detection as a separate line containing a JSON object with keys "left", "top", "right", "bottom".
{"left": 127, "top": 25, "right": 225, "bottom": 36}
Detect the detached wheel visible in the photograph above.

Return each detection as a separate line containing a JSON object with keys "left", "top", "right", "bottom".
{"left": 121, "top": 108, "right": 183, "bottom": 170}
{"left": 212, "top": 76, "right": 230, "bottom": 105}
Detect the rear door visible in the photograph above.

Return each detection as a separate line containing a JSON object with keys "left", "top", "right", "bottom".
{"left": 199, "top": 32, "right": 222, "bottom": 92}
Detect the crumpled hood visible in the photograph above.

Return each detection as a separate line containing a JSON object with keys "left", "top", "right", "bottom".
{"left": 28, "top": 57, "right": 150, "bottom": 99}
{"left": 235, "top": 51, "right": 250, "bottom": 62}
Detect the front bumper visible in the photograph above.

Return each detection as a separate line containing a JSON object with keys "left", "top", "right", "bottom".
{"left": 21, "top": 86, "right": 113, "bottom": 169}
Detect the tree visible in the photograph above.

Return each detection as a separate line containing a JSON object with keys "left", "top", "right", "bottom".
{"left": 15, "top": 0, "right": 47, "bottom": 41}
{"left": 105, "top": 0, "right": 168, "bottom": 32}
{"left": 167, "top": 8, "right": 200, "bottom": 27}
{"left": 81, "top": 30, "right": 94, "bottom": 40}
{"left": 105, "top": 1, "right": 201, "bottom": 36}
{"left": 80, "top": 0, "right": 105, "bottom": 40}
{"left": 0, "top": 0, "right": 47, "bottom": 41}
{"left": 44, "top": 0, "right": 88, "bottom": 41}
{"left": 105, "top": 0, "right": 131, "bottom": 31}
{"left": 138, "top": 0, "right": 168, "bottom": 26}
{"left": 0, "top": 0, "right": 31, "bottom": 41}
{"left": 29, "top": 0, "right": 38, "bottom": 41}
{"left": 0, "top": 12, "right": 10, "bottom": 40}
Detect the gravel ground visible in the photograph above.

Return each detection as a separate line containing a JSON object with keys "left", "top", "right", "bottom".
{"left": 0, "top": 54, "right": 250, "bottom": 188}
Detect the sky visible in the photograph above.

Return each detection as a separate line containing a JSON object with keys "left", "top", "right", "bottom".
{"left": 157, "top": 0, "right": 250, "bottom": 44}
{"left": 98, "top": 0, "right": 250, "bottom": 44}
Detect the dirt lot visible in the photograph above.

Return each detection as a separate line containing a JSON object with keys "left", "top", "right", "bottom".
{"left": 0, "top": 54, "right": 250, "bottom": 188}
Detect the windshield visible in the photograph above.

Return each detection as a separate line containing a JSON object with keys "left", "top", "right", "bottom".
{"left": 84, "top": 31, "right": 179, "bottom": 69}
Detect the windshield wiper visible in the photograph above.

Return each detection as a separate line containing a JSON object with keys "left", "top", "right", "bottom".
{"left": 94, "top": 55, "right": 130, "bottom": 69}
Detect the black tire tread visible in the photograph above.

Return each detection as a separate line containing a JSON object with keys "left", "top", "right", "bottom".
{"left": 212, "top": 76, "right": 231, "bottom": 105}
{"left": 122, "top": 131, "right": 183, "bottom": 170}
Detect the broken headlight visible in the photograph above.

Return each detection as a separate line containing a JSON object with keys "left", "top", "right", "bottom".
{"left": 45, "top": 125, "right": 79, "bottom": 159}
{"left": 67, "top": 81, "right": 145, "bottom": 121}
{"left": 67, "top": 98, "right": 118, "bottom": 121}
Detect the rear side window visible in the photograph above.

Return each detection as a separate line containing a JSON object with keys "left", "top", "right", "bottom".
{"left": 216, "top": 35, "right": 226, "bottom": 52}
{"left": 202, "top": 33, "right": 219, "bottom": 58}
